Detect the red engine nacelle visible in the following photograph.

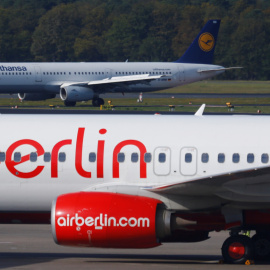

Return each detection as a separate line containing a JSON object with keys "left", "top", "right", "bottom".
{"left": 51, "top": 192, "right": 162, "bottom": 248}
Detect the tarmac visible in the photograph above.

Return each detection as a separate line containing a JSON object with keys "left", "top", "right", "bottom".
{"left": 0, "top": 224, "right": 269, "bottom": 269}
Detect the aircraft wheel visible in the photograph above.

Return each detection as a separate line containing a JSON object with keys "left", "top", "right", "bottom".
{"left": 64, "top": 100, "right": 76, "bottom": 107}
{"left": 252, "top": 233, "right": 270, "bottom": 260}
{"left": 99, "top": 98, "right": 105, "bottom": 106}
{"left": 222, "top": 235, "right": 254, "bottom": 264}
{"left": 92, "top": 98, "right": 104, "bottom": 107}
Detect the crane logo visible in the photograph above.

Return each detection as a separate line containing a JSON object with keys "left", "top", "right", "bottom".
{"left": 198, "top": 32, "right": 215, "bottom": 52}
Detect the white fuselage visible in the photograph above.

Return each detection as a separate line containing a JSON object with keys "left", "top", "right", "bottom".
{"left": 0, "top": 114, "right": 269, "bottom": 212}
{"left": 0, "top": 62, "right": 224, "bottom": 94}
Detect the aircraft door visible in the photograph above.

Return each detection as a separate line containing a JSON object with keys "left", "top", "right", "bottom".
{"left": 180, "top": 147, "right": 197, "bottom": 176}
{"left": 105, "top": 68, "right": 113, "bottom": 79}
{"left": 34, "top": 66, "right": 42, "bottom": 82}
{"left": 154, "top": 147, "right": 171, "bottom": 176}
{"left": 177, "top": 66, "right": 185, "bottom": 82}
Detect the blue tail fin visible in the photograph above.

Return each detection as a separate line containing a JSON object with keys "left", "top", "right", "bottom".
{"left": 175, "top": 20, "right": 221, "bottom": 64}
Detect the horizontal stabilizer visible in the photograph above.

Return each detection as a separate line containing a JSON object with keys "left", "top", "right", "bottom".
{"left": 197, "top": 67, "right": 243, "bottom": 73}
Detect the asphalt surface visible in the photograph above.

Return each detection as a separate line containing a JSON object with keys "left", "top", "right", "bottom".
{"left": 0, "top": 224, "right": 269, "bottom": 269}
{"left": 3, "top": 92, "right": 270, "bottom": 99}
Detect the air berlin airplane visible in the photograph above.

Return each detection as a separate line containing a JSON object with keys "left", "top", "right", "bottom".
{"left": 0, "top": 20, "right": 239, "bottom": 107}
{"left": 0, "top": 108, "right": 269, "bottom": 264}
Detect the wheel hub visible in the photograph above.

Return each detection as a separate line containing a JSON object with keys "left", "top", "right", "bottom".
{"left": 228, "top": 242, "right": 245, "bottom": 259}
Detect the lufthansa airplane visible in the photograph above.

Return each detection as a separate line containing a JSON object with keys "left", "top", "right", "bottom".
{"left": 0, "top": 108, "right": 270, "bottom": 264}
{"left": 0, "top": 20, "right": 237, "bottom": 106}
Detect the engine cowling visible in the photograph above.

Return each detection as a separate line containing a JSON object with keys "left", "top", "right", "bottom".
{"left": 51, "top": 192, "right": 163, "bottom": 248}
{"left": 60, "top": 86, "right": 94, "bottom": 102}
{"left": 18, "top": 93, "right": 56, "bottom": 101}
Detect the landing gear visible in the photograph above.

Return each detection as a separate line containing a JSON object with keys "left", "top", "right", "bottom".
{"left": 222, "top": 235, "right": 254, "bottom": 264}
{"left": 252, "top": 233, "right": 270, "bottom": 260}
{"left": 92, "top": 97, "right": 104, "bottom": 107}
{"left": 64, "top": 100, "right": 76, "bottom": 107}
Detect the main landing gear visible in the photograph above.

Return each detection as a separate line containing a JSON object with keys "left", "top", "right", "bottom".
{"left": 252, "top": 232, "right": 270, "bottom": 260}
{"left": 63, "top": 98, "right": 104, "bottom": 107}
{"left": 92, "top": 97, "right": 104, "bottom": 107}
{"left": 64, "top": 100, "right": 76, "bottom": 107}
{"left": 221, "top": 231, "right": 270, "bottom": 264}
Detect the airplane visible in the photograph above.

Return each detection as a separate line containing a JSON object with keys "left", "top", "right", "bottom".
{"left": 0, "top": 20, "right": 239, "bottom": 107}
{"left": 0, "top": 107, "right": 270, "bottom": 264}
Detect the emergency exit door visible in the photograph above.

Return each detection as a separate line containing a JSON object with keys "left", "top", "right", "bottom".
{"left": 180, "top": 147, "right": 197, "bottom": 176}
{"left": 34, "top": 66, "right": 42, "bottom": 82}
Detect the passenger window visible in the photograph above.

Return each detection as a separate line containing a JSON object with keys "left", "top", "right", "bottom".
{"left": 158, "top": 153, "right": 166, "bottom": 163}
{"left": 131, "top": 153, "right": 138, "bottom": 163}
{"left": 218, "top": 153, "right": 225, "bottom": 163}
{"left": 144, "top": 153, "right": 152, "bottom": 163}
{"left": 185, "top": 153, "right": 192, "bottom": 163}
{"left": 261, "top": 153, "right": 269, "bottom": 164}
{"left": 44, "top": 152, "right": 51, "bottom": 162}
{"left": 247, "top": 153, "right": 254, "bottom": 163}
{"left": 0, "top": 152, "right": 5, "bottom": 162}
{"left": 30, "top": 152, "right": 37, "bottom": 162}
{"left": 201, "top": 153, "right": 209, "bottom": 163}
{"left": 89, "top": 152, "right": 96, "bottom": 162}
{"left": 118, "top": 153, "right": 125, "bottom": 163}
{"left": 59, "top": 152, "right": 66, "bottom": 162}
{"left": 14, "top": 152, "right": 21, "bottom": 162}
{"left": 233, "top": 153, "right": 240, "bottom": 163}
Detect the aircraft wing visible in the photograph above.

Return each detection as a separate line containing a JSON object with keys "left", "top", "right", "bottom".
{"left": 145, "top": 166, "right": 270, "bottom": 203}
{"left": 61, "top": 74, "right": 164, "bottom": 90}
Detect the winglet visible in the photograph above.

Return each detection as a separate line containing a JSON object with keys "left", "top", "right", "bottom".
{"left": 195, "top": 104, "right": 205, "bottom": 116}
{"left": 175, "top": 20, "right": 220, "bottom": 64}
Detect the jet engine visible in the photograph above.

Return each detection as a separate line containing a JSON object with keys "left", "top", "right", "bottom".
{"left": 51, "top": 192, "right": 211, "bottom": 249}
{"left": 60, "top": 86, "right": 94, "bottom": 102}
{"left": 52, "top": 192, "right": 167, "bottom": 248}
{"left": 18, "top": 93, "right": 56, "bottom": 101}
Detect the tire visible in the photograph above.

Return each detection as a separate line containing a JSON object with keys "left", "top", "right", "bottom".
{"left": 92, "top": 98, "right": 104, "bottom": 107}
{"left": 252, "top": 233, "right": 270, "bottom": 260}
{"left": 98, "top": 98, "right": 105, "bottom": 106}
{"left": 64, "top": 100, "right": 76, "bottom": 107}
{"left": 222, "top": 235, "right": 254, "bottom": 264}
